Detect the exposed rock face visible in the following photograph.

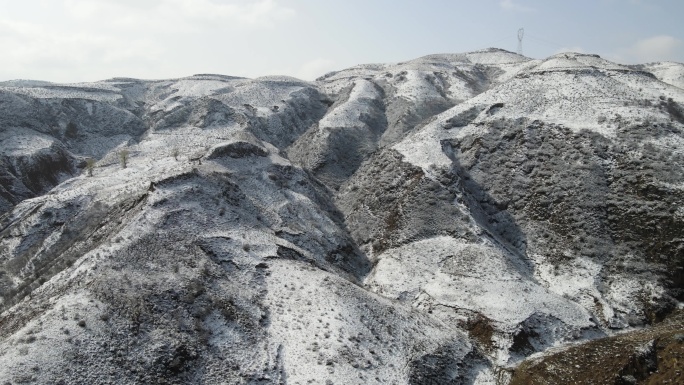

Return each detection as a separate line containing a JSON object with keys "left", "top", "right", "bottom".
{"left": 1, "top": 49, "right": 683, "bottom": 384}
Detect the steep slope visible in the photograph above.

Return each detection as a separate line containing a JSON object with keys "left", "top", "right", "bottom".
{"left": 332, "top": 52, "right": 684, "bottom": 369}
{"left": 1, "top": 49, "right": 684, "bottom": 385}
{"left": 0, "top": 74, "right": 487, "bottom": 384}
{"left": 509, "top": 309, "right": 684, "bottom": 385}
{"left": 288, "top": 48, "right": 538, "bottom": 188}
{"left": 0, "top": 80, "right": 146, "bottom": 214}
{"left": 0, "top": 128, "right": 76, "bottom": 213}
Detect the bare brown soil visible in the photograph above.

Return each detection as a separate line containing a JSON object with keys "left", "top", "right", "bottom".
{"left": 510, "top": 310, "right": 684, "bottom": 385}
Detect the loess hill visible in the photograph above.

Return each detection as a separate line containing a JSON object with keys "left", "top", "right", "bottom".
{"left": 1, "top": 48, "right": 684, "bottom": 384}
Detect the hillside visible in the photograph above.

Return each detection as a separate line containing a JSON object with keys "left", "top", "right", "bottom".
{"left": 1, "top": 48, "right": 683, "bottom": 384}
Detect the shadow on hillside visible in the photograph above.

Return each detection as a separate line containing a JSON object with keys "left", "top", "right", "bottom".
{"left": 441, "top": 139, "right": 534, "bottom": 277}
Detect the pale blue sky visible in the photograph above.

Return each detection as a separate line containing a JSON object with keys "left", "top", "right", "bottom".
{"left": 0, "top": 0, "right": 682, "bottom": 82}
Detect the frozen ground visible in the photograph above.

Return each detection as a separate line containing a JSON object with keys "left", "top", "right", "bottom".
{"left": 1, "top": 49, "right": 684, "bottom": 384}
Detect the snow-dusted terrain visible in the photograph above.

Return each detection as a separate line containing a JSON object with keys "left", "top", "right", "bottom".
{"left": 1, "top": 48, "right": 683, "bottom": 384}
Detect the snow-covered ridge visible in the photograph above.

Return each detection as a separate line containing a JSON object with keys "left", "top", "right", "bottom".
{"left": 634, "top": 61, "right": 684, "bottom": 89}
{"left": 527, "top": 52, "right": 630, "bottom": 73}
{"left": 395, "top": 51, "right": 684, "bottom": 170}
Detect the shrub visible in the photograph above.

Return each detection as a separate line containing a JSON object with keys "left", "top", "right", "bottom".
{"left": 85, "top": 158, "right": 96, "bottom": 176}
{"left": 665, "top": 98, "right": 684, "bottom": 124}
{"left": 65, "top": 122, "right": 78, "bottom": 138}
{"left": 119, "top": 149, "right": 130, "bottom": 169}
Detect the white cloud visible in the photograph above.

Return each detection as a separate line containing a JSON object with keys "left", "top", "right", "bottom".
{"left": 611, "top": 35, "right": 684, "bottom": 63}
{"left": 499, "top": 0, "right": 537, "bottom": 13}
{"left": 0, "top": 18, "right": 164, "bottom": 81}
{"left": 64, "top": 0, "right": 295, "bottom": 29}
{"left": 627, "top": 35, "right": 682, "bottom": 62}
{"left": 295, "top": 58, "right": 337, "bottom": 81}
{"left": 0, "top": 0, "right": 297, "bottom": 82}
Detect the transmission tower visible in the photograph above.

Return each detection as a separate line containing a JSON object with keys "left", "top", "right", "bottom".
{"left": 517, "top": 28, "right": 525, "bottom": 55}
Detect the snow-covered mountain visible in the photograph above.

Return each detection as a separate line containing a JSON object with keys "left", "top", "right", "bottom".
{"left": 1, "top": 48, "right": 683, "bottom": 384}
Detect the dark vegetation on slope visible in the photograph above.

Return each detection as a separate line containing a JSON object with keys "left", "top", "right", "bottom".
{"left": 441, "top": 117, "right": 684, "bottom": 323}
{"left": 509, "top": 310, "right": 684, "bottom": 385}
